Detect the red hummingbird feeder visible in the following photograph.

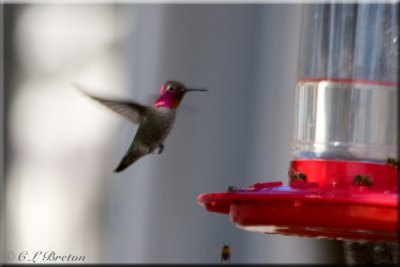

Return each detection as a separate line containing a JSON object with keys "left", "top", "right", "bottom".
{"left": 198, "top": 4, "right": 399, "bottom": 242}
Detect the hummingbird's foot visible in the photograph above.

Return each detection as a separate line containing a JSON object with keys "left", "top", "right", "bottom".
{"left": 149, "top": 147, "right": 155, "bottom": 154}
{"left": 158, "top": 144, "right": 164, "bottom": 154}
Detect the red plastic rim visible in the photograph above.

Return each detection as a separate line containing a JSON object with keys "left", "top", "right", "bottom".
{"left": 197, "top": 160, "right": 398, "bottom": 242}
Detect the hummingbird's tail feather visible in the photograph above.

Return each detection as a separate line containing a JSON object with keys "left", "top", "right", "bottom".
{"left": 114, "top": 145, "right": 148, "bottom": 173}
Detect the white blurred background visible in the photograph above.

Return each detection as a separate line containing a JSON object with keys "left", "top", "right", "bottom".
{"left": 3, "top": 4, "right": 344, "bottom": 264}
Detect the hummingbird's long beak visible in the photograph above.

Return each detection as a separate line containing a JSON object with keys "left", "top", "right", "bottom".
{"left": 184, "top": 88, "right": 208, "bottom": 93}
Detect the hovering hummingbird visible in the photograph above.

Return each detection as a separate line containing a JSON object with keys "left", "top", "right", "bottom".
{"left": 76, "top": 81, "right": 207, "bottom": 172}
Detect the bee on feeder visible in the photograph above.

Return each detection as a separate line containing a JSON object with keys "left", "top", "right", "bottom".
{"left": 227, "top": 186, "right": 238, "bottom": 193}
{"left": 289, "top": 172, "right": 307, "bottom": 184}
{"left": 353, "top": 175, "right": 373, "bottom": 186}
{"left": 386, "top": 158, "right": 399, "bottom": 168}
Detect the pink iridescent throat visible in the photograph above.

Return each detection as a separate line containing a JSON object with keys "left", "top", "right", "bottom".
{"left": 154, "top": 93, "right": 180, "bottom": 108}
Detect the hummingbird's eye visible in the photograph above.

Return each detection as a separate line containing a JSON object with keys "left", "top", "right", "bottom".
{"left": 168, "top": 86, "right": 176, "bottom": 91}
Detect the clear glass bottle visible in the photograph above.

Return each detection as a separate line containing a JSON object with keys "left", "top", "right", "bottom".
{"left": 292, "top": 4, "right": 398, "bottom": 163}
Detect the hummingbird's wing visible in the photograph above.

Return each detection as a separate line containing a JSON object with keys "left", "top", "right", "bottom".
{"left": 74, "top": 83, "right": 146, "bottom": 124}
{"left": 87, "top": 95, "right": 146, "bottom": 124}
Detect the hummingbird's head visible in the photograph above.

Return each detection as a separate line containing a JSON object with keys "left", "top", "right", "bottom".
{"left": 155, "top": 80, "right": 207, "bottom": 108}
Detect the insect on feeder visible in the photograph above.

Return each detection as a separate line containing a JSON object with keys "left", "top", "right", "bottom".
{"left": 198, "top": 4, "right": 398, "bottom": 243}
